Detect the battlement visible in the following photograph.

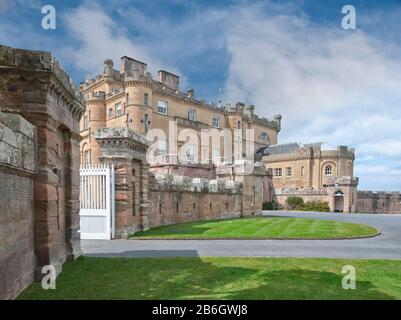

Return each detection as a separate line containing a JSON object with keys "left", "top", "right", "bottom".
{"left": 150, "top": 173, "right": 242, "bottom": 194}
{"left": 0, "top": 45, "right": 84, "bottom": 104}
{"left": 358, "top": 191, "right": 401, "bottom": 199}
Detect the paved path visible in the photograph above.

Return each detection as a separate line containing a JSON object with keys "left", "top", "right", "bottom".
{"left": 82, "top": 212, "right": 401, "bottom": 260}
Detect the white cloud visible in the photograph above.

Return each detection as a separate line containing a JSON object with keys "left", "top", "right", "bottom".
{"left": 62, "top": 0, "right": 181, "bottom": 81}
{"left": 219, "top": 3, "right": 401, "bottom": 190}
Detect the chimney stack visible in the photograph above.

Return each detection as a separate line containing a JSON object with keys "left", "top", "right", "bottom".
{"left": 158, "top": 70, "right": 180, "bottom": 91}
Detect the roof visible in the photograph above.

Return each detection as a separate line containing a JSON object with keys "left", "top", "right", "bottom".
{"left": 256, "top": 143, "right": 301, "bottom": 156}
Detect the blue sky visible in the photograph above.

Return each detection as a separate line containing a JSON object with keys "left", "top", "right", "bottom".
{"left": 1, "top": 0, "right": 401, "bottom": 191}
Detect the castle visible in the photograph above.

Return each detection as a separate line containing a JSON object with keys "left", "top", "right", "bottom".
{"left": 79, "top": 56, "right": 359, "bottom": 217}
{"left": 1, "top": 45, "right": 399, "bottom": 300}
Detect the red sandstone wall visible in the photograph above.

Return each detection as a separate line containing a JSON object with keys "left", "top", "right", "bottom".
{"left": 357, "top": 191, "right": 401, "bottom": 214}
{"left": 148, "top": 191, "right": 242, "bottom": 229}
{"left": 0, "top": 172, "right": 35, "bottom": 300}
{"left": 0, "top": 113, "right": 36, "bottom": 300}
{"left": 0, "top": 45, "right": 85, "bottom": 299}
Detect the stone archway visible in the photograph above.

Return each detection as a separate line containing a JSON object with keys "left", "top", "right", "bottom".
{"left": 334, "top": 190, "right": 344, "bottom": 212}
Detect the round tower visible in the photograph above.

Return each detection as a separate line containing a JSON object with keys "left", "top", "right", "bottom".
{"left": 124, "top": 80, "right": 154, "bottom": 135}
{"left": 82, "top": 92, "right": 107, "bottom": 164}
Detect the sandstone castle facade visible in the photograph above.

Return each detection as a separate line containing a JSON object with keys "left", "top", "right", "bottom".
{"left": 79, "top": 56, "right": 359, "bottom": 217}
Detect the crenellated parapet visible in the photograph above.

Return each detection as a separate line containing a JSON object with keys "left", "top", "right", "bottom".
{"left": 149, "top": 173, "right": 242, "bottom": 194}
{"left": 95, "top": 127, "right": 149, "bottom": 161}
{"left": 0, "top": 45, "right": 85, "bottom": 126}
{"left": 327, "top": 176, "right": 359, "bottom": 186}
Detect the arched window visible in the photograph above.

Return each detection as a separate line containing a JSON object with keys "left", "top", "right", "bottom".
{"left": 325, "top": 165, "right": 333, "bottom": 176}
{"left": 301, "top": 166, "right": 304, "bottom": 176}
{"left": 259, "top": 132, "right": 269, "bottom": 143}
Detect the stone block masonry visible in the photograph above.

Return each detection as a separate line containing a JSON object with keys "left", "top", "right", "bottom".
{"left": 357, "top": 191, "right": 401, "bottom": 214}
{"left": 0, "top": 45, "right": 85, "bottom": 299}
{"left": 148, "top": 174, "right": 244, "bottom": 230}
{"left": 0, "top": 113, "right": 36, "bottom": 300}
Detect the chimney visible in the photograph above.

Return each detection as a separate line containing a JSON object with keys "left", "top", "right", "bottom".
{"left": 103, "top": 59, "right": 114, "bottom": 78}
{"left": 158, "top": 70, "right": 180, "bottom": 91}
{"left": 236, "top": 102, "right": 245, "bottom": 112}
{"left": 274, "top": 114, "right": 282, "bottom": 131}
{"left": 245, "top": 105, "right": 255, "bottom": 121}
{"left": 186, "top": 89, "right": 194, "bottom": 99}
{"left": 120, "top": 56, "right": 147, "bottom": 79}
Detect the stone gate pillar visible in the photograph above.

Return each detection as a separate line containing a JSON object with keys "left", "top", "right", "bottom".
{"left": 95, "top": 127, "right": 149, "bottom": 238}
{"left": 0, "top": 45, "right": 85, "bottom": 280}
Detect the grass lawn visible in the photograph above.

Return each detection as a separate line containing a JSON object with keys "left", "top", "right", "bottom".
{"left": 19, "top": 256, "right": 401, "bottom": 300}
{"left": 131, "top": 217, "right": 378, "bottom": 239}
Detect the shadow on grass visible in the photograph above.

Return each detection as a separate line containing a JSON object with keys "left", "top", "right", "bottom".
{"left": 18, "top": 255, "right": 395, "bottom": 300}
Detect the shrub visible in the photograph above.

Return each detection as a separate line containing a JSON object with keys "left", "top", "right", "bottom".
{"left": 299, "top": 201, "right": 330, "bottom": 212}
{"left": 286, "top": 197, "right": 304, "bottom": 210}
{"left": 262, "top": 201, "right": 274, "bottom": 210}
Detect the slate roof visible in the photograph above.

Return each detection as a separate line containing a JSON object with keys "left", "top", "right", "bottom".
{"left": 256, "top": 143, "right": 301, "bottom": 156}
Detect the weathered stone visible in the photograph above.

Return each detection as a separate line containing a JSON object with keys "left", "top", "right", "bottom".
{"left": 0, "top": 45, "right": 84, "bottom": 300}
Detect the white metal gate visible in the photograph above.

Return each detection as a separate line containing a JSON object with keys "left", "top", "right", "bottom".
{"left": 79, "top": 164, "right": 115, "bottom": 240}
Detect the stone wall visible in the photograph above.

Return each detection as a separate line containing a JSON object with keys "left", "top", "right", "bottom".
{"left": 357, "top": 191, "right": 401, "bottom": 214}
{"left": 270, "top": 176, "right": 358, "bottom": 213}
{"left": 0, "top": 45, "right": 84, "bottom": 299}
{"left": 273, "top": 189, "right": 330, "bottom": 210}
{"left": 0, "top": 113, "right": 36, "bottom": 300}
{"left": 94, "top": 127, "right": 266, "bottom": 237}
{"left": 148, "top": 174, "right": 243, "bottom": 230}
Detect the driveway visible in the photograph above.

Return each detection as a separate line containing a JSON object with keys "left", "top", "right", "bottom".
{"left": 82, "top": 211, "right": 401, "bottom": 260}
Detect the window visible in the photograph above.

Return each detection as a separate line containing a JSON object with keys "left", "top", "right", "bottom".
{"left": 144, "top": 93, "right": 149, "bottom": 106}
{"left": 237, "top": 121, "right": 241, "bottom": 129}
{"left": 115, "top": 102, "right": 123, "bottom": 116}
{"left": 301, "top": 166, "right": 304, "bottom": 176}
{"left": 83, "top": 115, "right": 89, "bottom": 130}
{"left": 84, "top": 149, "right": 90, "bottom": 165}
{"left": 212, "top": 115, "right": 220, "bottom": 128}
{"left": 157, "top": 139, "right": 167, "bottom": 156}
{"left": 251, "top": 186, "right": 256, "bottom": 206}
{"left": 108, "top": 108, "right": 113, "bottom": 119}
{"left": 325, "top": 165, "right": 333, "bottom": 176}
{"left": 212, "top": 148, "right": 220, "bottom": 163}
{"left": 186, "top": 144, "right": 196, "bottom": 162}
{"left": 157, "top": 100, "right": 168, "bottom": 115}
{"left": 188, "top": 109, "right": 197, "bottom": 122}
{"left": 260, "top": 132, "right": 269, "bottom": 141}
{"left": 274, "top": 168, "right": 282, "bottom": 177}
{"left": 286, "top": 167, "right": 292, "bottom": 177}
